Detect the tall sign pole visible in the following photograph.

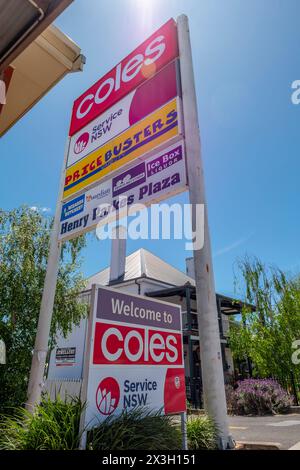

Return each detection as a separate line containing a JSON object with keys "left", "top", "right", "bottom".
{"left": 177, "top": 14, "right": 233, "bottom": 449}
{"left": 25, "top": 140, "right": 70, "bottom": 411}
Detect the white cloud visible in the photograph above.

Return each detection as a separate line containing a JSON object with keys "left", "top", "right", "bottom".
{"left": 213, "top": 232, "right": 255, "bottom": 258}
{"left": 30, "top": 206, "right": 51, "bottom": 213}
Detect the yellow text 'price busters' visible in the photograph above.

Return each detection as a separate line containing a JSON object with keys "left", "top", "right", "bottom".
{"left": 63, "top": 98, "right": 181, "bottom": 200}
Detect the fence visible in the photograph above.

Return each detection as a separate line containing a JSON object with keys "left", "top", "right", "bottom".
{"left": 185, "top": 376, "right": 203, "bottom": 409}
{"left": 44, "top": 379, "right": 82, "bottom": 401}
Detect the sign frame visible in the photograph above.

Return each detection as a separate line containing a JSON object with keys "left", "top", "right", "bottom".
{"left": 79, "top": 284, "right": 186, "bottom": 446}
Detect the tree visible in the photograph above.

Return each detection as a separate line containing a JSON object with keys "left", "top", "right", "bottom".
{"left": 229, "top": 255, "right": 300, "bottom": 385}
{"left": 0, "top": 206, "right": 88, "bottom": 410}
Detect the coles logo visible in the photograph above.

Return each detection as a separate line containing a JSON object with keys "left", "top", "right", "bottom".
{"left": 96, "top": 377, "right": 120, "bottom": 415}
{"left": 74, "top": 132, "right": 89, "bottom": 154}
{"left": 69, "top": 19, "right": 178, "bottom": 136}
{"left": 93, "top": 322, "right": 183, "bottom": 366}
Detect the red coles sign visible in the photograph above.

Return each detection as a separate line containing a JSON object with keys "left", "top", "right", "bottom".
{"left": 69, "top": 19, "right": 178, "bottom": 136}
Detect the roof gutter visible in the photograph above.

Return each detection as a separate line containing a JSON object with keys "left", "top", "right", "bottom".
{"left": 0, "top": 0, "right": 45, "bottom": 70}
{"left": 0, "top": 0, "right": 74, "bottom": 74}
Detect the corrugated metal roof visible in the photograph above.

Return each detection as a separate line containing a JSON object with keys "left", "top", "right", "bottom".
{"left": 0, "top": 0, "right": 46, "bottom": 60}
{"left": 0, "top": 0, "right": 74, "bottom": 74}
{"left": 86, "top": 248, "right": 195, "bottom": 289}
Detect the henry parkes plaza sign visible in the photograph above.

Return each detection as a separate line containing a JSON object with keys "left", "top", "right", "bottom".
{"left": 80, "top": 286, "right": 186, "bottom": 429}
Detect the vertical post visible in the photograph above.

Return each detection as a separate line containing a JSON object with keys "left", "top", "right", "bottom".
{"left": 177, "top": 15, "right": 233, "bottom": 449}
{"left": 79, "top": 284, "right": 98, "bottom": 450}
{"left": 109, "top": 225, "right": 127, "bottom": 283}
{"left": 186, "top": 286, "right": 195, "bottom": 407}
{"left": 25, "top": 139, "right": 70, "bottom": 411}
{"left": 181, "top": 411, "right": 188, "bottom": 450}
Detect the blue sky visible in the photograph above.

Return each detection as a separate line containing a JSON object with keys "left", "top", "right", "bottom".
{"left": 1, "top": 0, "right": 300, "bottom": 297}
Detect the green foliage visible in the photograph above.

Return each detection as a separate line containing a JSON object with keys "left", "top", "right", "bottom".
{"left": 0, "top": 207, "right": 87, "bottom": 410}
{"left": 0, "top": 398, "right": 218, "bottom": 451}
{"left": 87, "top": 408, "right": 181, "bottom": 450}
{"left": 0, "top": 395, "right": 85, "bottom": 450}
{"left": 229, "top": 255, "right": 300, "bottom": 383}
{"left": 187, "top": 415, "right": 218, "bottom": 450}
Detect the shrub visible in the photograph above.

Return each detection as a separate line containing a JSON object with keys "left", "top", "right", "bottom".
{"left": 0, "top": 395, "right": 84, "bottom": 450}
{"left": 87, "top": 408, "right": 181, "bottom": 450}
{"left": 187, "top": 415, "right": 218, "bottom": 450}
{"left": 226, "top": 379, "right": 293, "bottom": 416}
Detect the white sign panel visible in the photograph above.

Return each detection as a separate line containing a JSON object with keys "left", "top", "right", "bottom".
{"left": 67, "top": 93, "right": 133, "bottom": 168}
{"left": 59, "top": 140, "right": 187, "bottom": 241}
{"left": 47, "top": 317, "right": 87, "bottom": 380}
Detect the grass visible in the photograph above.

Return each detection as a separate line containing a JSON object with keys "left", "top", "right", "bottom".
{"left": 0, "top": 395, "right": 84, "bottom": 450}
{"left": 187, "top": 415, "right": 218, "bottom": 450}
{"left": 0, "top": 396, "right": 218, "bottom": 451}
{"left": 87, "top": 408, "right": 181, "bottom": 450}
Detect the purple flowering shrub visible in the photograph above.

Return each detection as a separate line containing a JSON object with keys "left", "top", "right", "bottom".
{"left": 226, "top": 379, "right": 293, "bottom": 415}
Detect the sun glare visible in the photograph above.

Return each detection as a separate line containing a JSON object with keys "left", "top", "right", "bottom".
{"left": 129, "top": 0, "right": 161, "bottom": 29}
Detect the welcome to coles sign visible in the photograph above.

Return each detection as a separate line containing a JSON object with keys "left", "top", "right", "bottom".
{"left": 81, "top": 286, "right": 186, "bottom": 429}
{"left": 69, "top": 19, "right": 178, "bottom": 136}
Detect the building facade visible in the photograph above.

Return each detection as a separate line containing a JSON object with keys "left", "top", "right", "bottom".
{"left": 46, "top": 248, "right": 248, "bottom": 407}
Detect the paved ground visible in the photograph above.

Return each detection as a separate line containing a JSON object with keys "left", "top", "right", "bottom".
{"left": 228, "top": 414, "right": 300, "bottom": 449}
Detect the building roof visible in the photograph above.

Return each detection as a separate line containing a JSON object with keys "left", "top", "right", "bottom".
{"left": 0, "top": 0, "right": 73, "bottom": 73}
{"left": 85, "top": 248, "right": 255, "bottom": 315}
{"left": 0, "top": 23, "right": 85, "bottom": 136}
{"left": 86, "top": 248, "right": 195, "bottom": 290}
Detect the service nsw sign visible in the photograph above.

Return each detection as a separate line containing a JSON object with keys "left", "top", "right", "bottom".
{"left": 81, "top": 286, "right": 186, "bottom": 428}
{"left": 63, "top": 97, "right": 182, "bottom": 200}
{"left": 59, "top": 141, "right": 186, "bottom": 241}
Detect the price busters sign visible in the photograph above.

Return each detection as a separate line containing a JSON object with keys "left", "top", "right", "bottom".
{"left": 81, "top": 286, "right": 186, "bottom": 428}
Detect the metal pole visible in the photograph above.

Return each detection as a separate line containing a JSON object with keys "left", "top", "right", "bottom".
{"left": 186, "top": 286, "right": 195, "bottom": 407}
{"left": 181, "top": 411, "right": 188, "bottom": 450}
{"left": 109, "top": 224, "right": 127, "bottom": 282}
{"left": 25, "top": 139, "right": 70, "bottom": 411}
{"left": 79, "top": 284, "right": 98, "bottom": 450}
{"left": 177, "top": 14, "right": 233, "bottom": 449}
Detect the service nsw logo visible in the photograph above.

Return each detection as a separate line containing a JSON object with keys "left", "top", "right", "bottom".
{"left": 96, "top": 377, "right": 120, "bottom": 415}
